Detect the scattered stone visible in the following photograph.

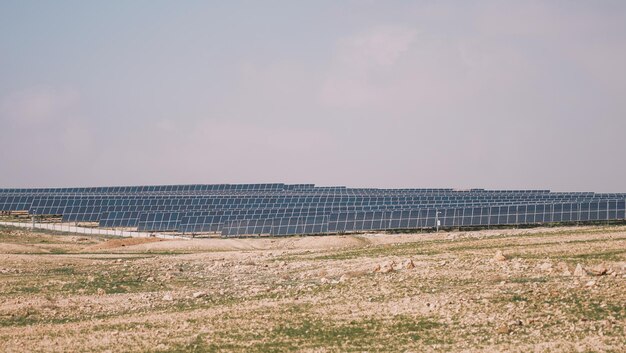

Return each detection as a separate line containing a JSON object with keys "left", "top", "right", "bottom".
{"left": 556, "top": 262, "right": 571, "bottom": 276}
{"left": 587, "top": 264, "right": 608, "bottom": 276}
{"left": 320, "top": 277, "right": 328, "bottom": 284}
{"left": 96, "top": 288, "right": 105, "bottom": 296}
{"left": 192, "top": 291, "right": 207, "bottom": 299}
{"left": 377, "top": 261, "right": 396, "bottom": 274}
{"left": 496, "top": 324, "right": 510, "bottom": 334}
{"left": 494, "top": 251, "right": 507, "bottom": 262}
{"left": 574, "top": 263, "right": 587, "bottom": 277}
{"left": 402, "top": 259, "right": 415, "bottom": 270}
{"left": 162, "top": 293, "right": 173, "bottom": 301}
{"left": 146, "top": 277, "right": 154, "bottom": 282}
{"left": 585, "top": 280, "right": 596, "bottom": 287}
{"left": 538, "top": 262, "right": 553, "bottom": 272}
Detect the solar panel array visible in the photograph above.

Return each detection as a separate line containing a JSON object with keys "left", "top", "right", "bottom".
{"left": 1, "top": 184, "right": 625, "bottom": 237}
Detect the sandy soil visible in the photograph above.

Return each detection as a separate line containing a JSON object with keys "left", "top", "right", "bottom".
{"left": 0, "top": 224, "right": 624, "bottom": 352}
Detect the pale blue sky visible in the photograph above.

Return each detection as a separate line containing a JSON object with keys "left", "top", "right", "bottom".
{"left": 1, "top": 1, "right": 625, "bottom": 191}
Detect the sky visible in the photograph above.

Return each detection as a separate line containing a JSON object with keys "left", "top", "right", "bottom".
{"left": 1, "top": 1, "right": 625, "bottom": 191}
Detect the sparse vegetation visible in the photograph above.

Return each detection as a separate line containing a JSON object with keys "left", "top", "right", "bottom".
{"left": 0, "top": 225, "right": 624, "bottom": 352}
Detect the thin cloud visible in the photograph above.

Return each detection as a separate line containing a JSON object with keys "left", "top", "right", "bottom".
{"left": 0, "top": 86, "right": 79, "bottom": 126}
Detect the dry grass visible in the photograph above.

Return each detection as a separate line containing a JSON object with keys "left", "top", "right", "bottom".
{"left": 0, "top": 225, "right": 624, "bottom": 352}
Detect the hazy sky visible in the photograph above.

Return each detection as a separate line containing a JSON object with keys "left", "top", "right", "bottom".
{"left": 1, "top": 1, "right": 625, "bottom": 191}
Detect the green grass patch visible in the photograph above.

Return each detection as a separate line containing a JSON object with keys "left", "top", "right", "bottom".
{"left": 568, "top": 249, "right": 626, "bottom": 261}
{"left": 313, "top": 242, "right": 438, "bottom": 261}
{"left": 510, "top": 294, "right": 528, "bottom": 302}
{"left": 509, "top": 277, "right": 549, "bottom": 284}
{"left": 48, "top": 266, "right": 76, "bottom": 275}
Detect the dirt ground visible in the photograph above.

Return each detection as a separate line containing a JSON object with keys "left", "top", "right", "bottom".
{"left": 0, "top": 225, "right": 624, "bottom": 352}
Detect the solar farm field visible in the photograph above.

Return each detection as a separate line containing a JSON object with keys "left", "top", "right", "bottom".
{"left": 1, "top": 184, "right": 626, "bottom": 237}
{"left": 0, "top": 224, "right": 624, "bottom": 352}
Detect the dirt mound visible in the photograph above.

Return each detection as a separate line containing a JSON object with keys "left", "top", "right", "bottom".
{"left": 82, "top": 237, "right": 167, "bottom": 251}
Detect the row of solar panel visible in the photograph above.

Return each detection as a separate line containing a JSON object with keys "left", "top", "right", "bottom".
{"left": 15, "top": 195, "right": 626, "bottom": 214}
{"left": 0, "top": 192, "right": 564, "bottom": 201}
{"left": 221, "top": 200, "right": 626, "bottom": 236}
{"left": 11, "top": 184, "right": 545, "bottom": 194}
{"left": 0, "top": 190, "right": 590, "bottom": 199}
{"left": 100, "top": 199, "right": 626, "bottom": 234}
{"left": 6, "top": 194, "right": 626, "bottom": 211}
{"left": 55, "top": 199, "right": 521, "bottom": 225}
{"left": 4, "top": 194, "right": 624, "bottom": 218}
{"left": 2, "top": 193, "right": 623, "bottom": 211}
{"left": 26, "top": 198, "right": 609, "bottom": 224}
{"left": 6, "top": 188, "right": 500, "bottom": 197}
{"left": 174, "top": 199, "right": 623, "bottom": 234}
{"left": 0, "top": 192, "right": 596, "bottom": 201}
{"left": 0, "top": 187, "right": 564, "bottom": 197}
{"left": 0, "top": 183, "right": 292, "bottom": 194}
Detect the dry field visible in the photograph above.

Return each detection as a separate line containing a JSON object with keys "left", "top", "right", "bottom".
{"left": 0, "top": 225, "right": 624, "bottom": 352}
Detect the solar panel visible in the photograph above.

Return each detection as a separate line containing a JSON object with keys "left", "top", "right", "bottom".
{"left": 1, "top": 183, "right": 624, "bottom": 236}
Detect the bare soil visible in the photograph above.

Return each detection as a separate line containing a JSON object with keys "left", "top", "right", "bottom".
{"left": 0, "top": 224, "right": 624, "bottom": 352}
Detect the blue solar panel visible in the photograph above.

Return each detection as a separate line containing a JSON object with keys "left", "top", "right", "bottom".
{"left": 0, "top": 184, "right": 624, "bottom": 236}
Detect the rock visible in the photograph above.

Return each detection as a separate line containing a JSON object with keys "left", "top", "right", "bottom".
{"left": 378, "top": 261, "right": 396, "bottom": 274}
{"left": 494, "top": 251, "right": 507, "bottom": 262}
{"left": 585, "top": 280, "right": 596, "bottom": 287}
{"left": 96, "top": 288, "right": 105, "bottom": 296}
{"left": 402, "top": 259, "right": 415, "bottom": 270}
{"left": 320, "top": 277, "right": 328, "bottom": 284}
{"left": 574, "top": 263, "right": 587, "bottom": 277}
{"left": 146, "top": 277, "right": 154, "bottom": 282}
{"left": 162, "top": 293, "right": 173, "bottom": 301}
{"left": 538, "top": 262, "right": 553, "bottom": 272}
{"left": 192, "top": 291, "right": 207, "bottom": 299}
{"left": 556, "top": 262, "right": 571, "bottom": 276}
{"left": 587, "top": 264, "right": 608, "bottom": 276}
{"left": 496, "top": 324, "right": 510, "bottom": 334}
